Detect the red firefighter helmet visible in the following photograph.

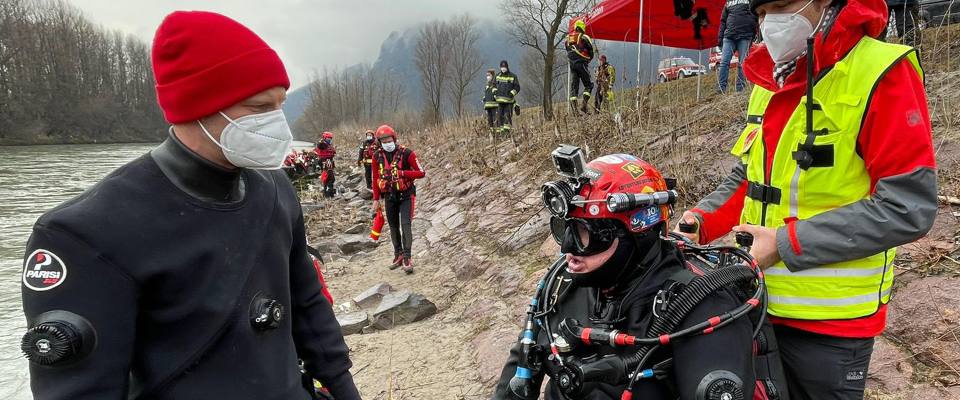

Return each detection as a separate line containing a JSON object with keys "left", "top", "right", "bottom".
{"left": 322, "top": 131, "right": 334, "bottom": 140}
{"left": 375, "top": 124, "right": 397, "bottom": 141}
{"left": 544, "top": 152, "right": 674, "bottom": 256}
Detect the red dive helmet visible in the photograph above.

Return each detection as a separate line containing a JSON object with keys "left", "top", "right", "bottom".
{"left": 542, "top": 145, "right": 676, "bottom": 256}
{"left": 322, "top": 132, "right": 334, "bottom": 140}
{"left": 375, "top": 124, "right": 397, "bottom": 141}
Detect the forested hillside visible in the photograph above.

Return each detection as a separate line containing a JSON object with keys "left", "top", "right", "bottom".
{"left": 0, "top": 0, "right": 165, "bottom": 145}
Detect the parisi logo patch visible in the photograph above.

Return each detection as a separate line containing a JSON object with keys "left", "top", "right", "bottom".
{"left": 22, "top": 249, "right": 67, "bottom": 291}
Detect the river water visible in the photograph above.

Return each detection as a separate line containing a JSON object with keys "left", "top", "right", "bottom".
{"left": 0, "top": 143, "right": 156, "bottom": 399}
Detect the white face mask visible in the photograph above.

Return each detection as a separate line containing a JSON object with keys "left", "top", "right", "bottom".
{"left": 199, "top": 109, "right": 293, "bottom": 169}
{"left": 500, "top": 67, "right": 508, "bottom": 73}
{"left": 381, "top": 141, "right": 396, "bottom": 153}
{"left": 486, "top": 75, "right": 493, "bottom": 82}
{"left": 760, "top": 0, "right": 820, "bottom": 64}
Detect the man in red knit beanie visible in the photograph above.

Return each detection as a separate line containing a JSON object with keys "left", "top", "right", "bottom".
{"left": 20, "top": 10, "right": 360, "bottom": 400}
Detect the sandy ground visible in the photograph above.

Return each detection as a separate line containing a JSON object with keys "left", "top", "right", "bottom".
{"left": 318, "top": 207, "right": 498, "bottom": 400}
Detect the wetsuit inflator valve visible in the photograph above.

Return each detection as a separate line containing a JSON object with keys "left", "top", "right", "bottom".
{"left": 21, "top": 310, "right": 96, "bottom": 366}
{"left": 250, "top": 295, "right": 284, "bottom": 330}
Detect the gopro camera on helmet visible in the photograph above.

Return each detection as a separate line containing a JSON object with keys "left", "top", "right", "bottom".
{"left": 542, "top": 145, "right": 590, "bottom": 218}
{"left": 551, "top": 144, "right": 587, "bottom": 180}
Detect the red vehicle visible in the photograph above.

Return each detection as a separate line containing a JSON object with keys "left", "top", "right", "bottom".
{"left": 657, "top": 57, "right": 706, "bottom": 82}
{"left": 708, "top": 46, "right": 739, "bottom": 71}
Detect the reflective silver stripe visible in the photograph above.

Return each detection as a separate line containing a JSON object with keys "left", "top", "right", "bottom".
{"left": 769, "top": 288, "right": 892, "bottom": 306}
{"left": 764, "top": 265, "right": 888, "bottom": 277}
{"left": 789, "top": 165, "right": 801, "bottom": 218}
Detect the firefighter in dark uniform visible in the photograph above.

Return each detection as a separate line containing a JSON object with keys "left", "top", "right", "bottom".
{"left": 483, "top": 69, "right": 499, "bottom": 136}
{"left": 18, "top": 11, "right": 360, "bottom": 400}
{"left": 494, "top": 60, "right": 520, "bottom": 135}
{"left": 494, "top": 147, "right": 786, "bottom": 400}
{"left": 567, "top": 19, "right": 595, "bottom": 115}
{"left": 371, "top": 125, "right": 426, "bottom": 274}
{"left": 357, "top": 129, "right": 377, "bottom": 190}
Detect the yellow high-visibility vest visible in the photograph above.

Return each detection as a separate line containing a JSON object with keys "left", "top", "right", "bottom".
{"left": 732, "top": 37, "right": 922, "bottom": 320}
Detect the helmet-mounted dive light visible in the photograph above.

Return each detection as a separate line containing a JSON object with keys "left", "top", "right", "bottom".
{"left": 542, "top": 180, "right": 577, "bottom": 217}
{"left": 606, "top": 190, "right": 677, "bottom": 213}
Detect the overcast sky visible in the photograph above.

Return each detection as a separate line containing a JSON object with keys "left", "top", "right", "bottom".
{"left": 67, "top": 0, "right": 502, "bottom": 90}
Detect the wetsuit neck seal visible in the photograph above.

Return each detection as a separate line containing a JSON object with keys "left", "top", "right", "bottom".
{"left": 151, "top": 128, "right": 245, "bottom": 203}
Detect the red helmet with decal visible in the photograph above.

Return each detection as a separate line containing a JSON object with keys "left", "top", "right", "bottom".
{"left": 322, "top": 131, "right": 334, "bottom": 140}
{"left": 567, "top": 154, "right": 671, "bottom": 232}
{"left": 375, "top": 124, "right": 397, "bottom": 141}
{"left": 542, "top": 147, "right": 676, "bottom": 256}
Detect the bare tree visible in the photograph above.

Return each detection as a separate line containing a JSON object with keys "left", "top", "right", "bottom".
{"left": 446, "top": 14, "right": 483, "bottom": 119}
{"left": 415, "top": 20, "right": 453, "bottom": 125}
{"left": 297, "top": 65, "right": 408, "bottom": 138}
{"left": 499, "top": 0, "right": 592, "bottom": 120}
{"left": 519, "top": 47, "right": 565, "bottom": 106}
{"left": 0, "top": 0, "right": 164, "bottom": 145}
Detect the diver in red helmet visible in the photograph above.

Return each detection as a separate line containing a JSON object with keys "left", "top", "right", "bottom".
{"left": 371, "top": 125, "right": 425, "bottom": 274}
{"left": 494, "top": 145, "right": 786, "bottom": 400}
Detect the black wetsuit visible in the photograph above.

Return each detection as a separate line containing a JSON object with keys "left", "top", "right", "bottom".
{"left": 494, "top": 239, "right": 767, "bottom": 400}
{"left": 20, "top": 132, "right": 360, "bottom": 400}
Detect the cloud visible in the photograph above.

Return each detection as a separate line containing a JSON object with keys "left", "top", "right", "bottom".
{"left": 67, "top": 0, "right": 501, "bottom": 89}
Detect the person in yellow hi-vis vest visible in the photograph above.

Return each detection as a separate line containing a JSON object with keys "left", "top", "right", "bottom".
{"left": 675, "top": 0, "right": 937, "bottom": 398}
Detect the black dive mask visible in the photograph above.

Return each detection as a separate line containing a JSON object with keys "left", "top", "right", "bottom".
{"left": 552, "top": 217, "right": 623, "bottom": 257}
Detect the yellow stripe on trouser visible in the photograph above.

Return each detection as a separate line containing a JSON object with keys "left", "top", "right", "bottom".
{"left": 735, "top": 37, "right": 920, "bottom": 320}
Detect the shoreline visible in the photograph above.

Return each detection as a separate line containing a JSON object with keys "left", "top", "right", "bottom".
{"left": 0, "top": 140, "right": 162, "bottom": 148}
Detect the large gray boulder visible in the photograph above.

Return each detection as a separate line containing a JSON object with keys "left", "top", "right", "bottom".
{"left": 368, "top": 290, "right": 437, "bottom": 330}
{"left": 337, "top": 311, "right": 369, "bottom": 336}
{"left": 312, "top": 239, "right": 339, "bottom": 255}
{"left": 353, "top": 282, "right": 394, "bottom": 309}
{"left": 336, "top": 234, "right": 378, "bottom": 255}
{"left": 344, "top": 223, "right": 366, "bottom": 235}
{"left": 358, "top": 188, "right": 373, "bottom": 200}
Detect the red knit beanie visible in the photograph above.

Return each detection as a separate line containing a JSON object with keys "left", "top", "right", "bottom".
{"left": 151, "top": 11, "right": 290, "bottom": 123}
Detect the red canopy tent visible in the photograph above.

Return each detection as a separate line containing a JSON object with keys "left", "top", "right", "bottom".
{"left": 578, "top": 0, "right": 724, "bottom": 50}
{"left": 573, "top": 0, "right": 726, "bottom": 104}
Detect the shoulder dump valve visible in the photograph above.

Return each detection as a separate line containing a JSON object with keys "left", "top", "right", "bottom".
{"left": 250, "top": 295, "right": 284, "bottom": 330}
{"left": 678, "top": 221, "right": 698, "bottom": 234}
{"left": 21, "top": 310, "right": 96, "bottom": 366}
